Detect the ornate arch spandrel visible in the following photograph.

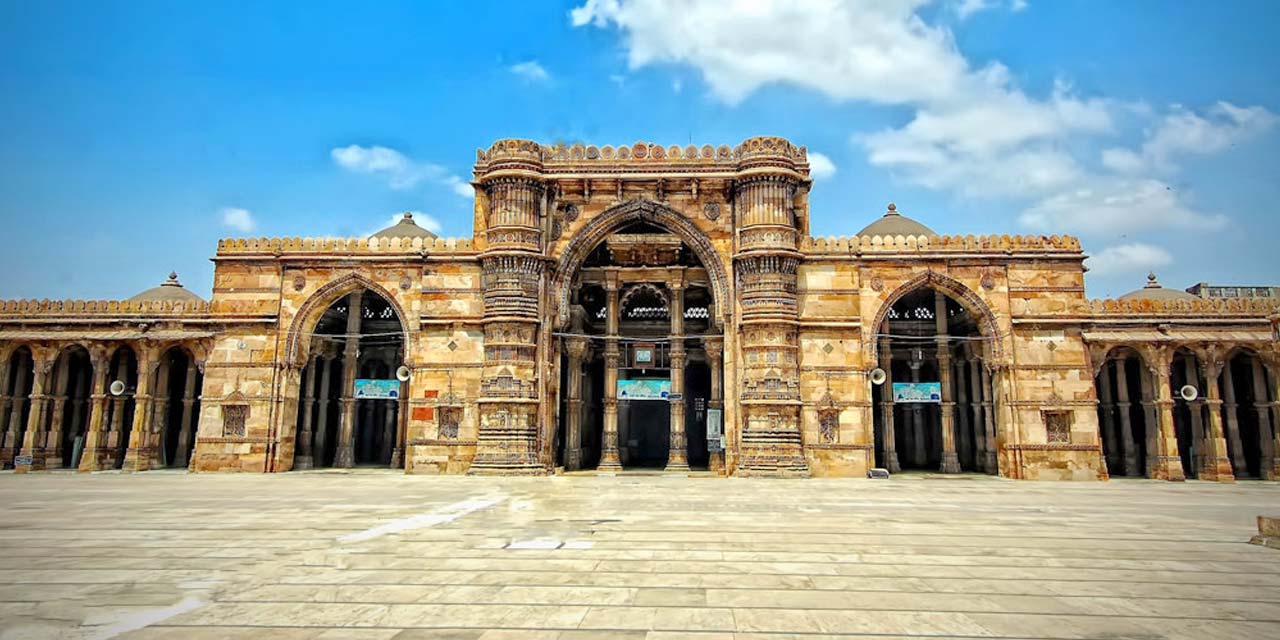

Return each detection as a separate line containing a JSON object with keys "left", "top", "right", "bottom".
{"left": 867, "top": 270, "right": 1006, "bottom": 362}
{"left": 283, "top": 273, "right": 413, "bottom": 367}
{"left": 550, "top": 199, "right": 731, "bottom": 329}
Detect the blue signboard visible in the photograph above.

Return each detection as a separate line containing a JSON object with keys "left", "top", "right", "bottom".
{"left": 892, "top": 382, "right": 942, "bottom": 403}
{"left": 617, "top": 379, "right": 671, "bottom": 400}
{"left": 355, "top": 379, "right": 401, "bottom": 399}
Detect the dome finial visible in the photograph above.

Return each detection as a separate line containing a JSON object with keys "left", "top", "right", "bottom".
{"left": 1145, "top": 272, "right": 1160, "bottom": 288}
{"left": 402, "top": 211, "right": 413, "bottom": 222}
{"left": 162, "top": 272, "right": 182, "bottom": 287}
{"left": 886, "top": 202, "right": 897, "bottom": 215}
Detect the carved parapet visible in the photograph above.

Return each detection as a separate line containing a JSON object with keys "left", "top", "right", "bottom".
{"left": 800, "top": 233, "right": 1084, "bottom": 255}
{"left": 214, "top": 236, "right": 476, "bottom": 256}
{"left": 1087, "top": 297, "right": 1280, "bottom": 317}
{"left": 734, "top": 136, "right": 809, "bottom": 169}
{"left": 0, "top": 298, "right": 211, "bottom": 317}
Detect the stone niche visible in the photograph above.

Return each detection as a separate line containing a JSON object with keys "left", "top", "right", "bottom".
{"left": 606, "top": 234, "right": 683, "bottom": 267}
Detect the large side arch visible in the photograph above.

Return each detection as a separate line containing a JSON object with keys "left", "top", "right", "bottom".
{"left": 869, "top": 270, "right": 1006, "bottom": 362}
{"left": 283, "top": 273, "right": 413, "bottom": 366}
{"left": 550, "top": 199, "right": 731, "bottom": 329}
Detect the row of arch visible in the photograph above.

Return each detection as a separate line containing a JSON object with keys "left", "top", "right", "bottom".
{"left": 1096, "top": 345, "right": 1277, "bottom": 480}
{"left": 0, "top": 343, "right": 202, "bottom": 471}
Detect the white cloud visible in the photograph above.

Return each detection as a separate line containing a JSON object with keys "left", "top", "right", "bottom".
{"left": 220, "top": 207, "right": 255, "bottom": 232}
{"left": 1086, "top": 242, "right": 1173, "bottom": 277}
{"left": 1105, "top": 101, "right": 1277, "bottom": 173}
{"left": 572, "top": 1, "right": 1272, "bottom": 239}
{"left": 1019, "top": 178, "right": 1227, "bottom": 233}
{"left": 331, "top": 144, "right": 472, "bottom": 198}
{"left": 955, "top": 0, "right": 1027, "bottom": 20}
{"left": 510, "top": 60, "right": 551, "bottom": 83}
{"left": 807, "top": 151, "right": 837, "bottom": 179}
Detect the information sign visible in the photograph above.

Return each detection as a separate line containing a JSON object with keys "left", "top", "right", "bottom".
{"left": 617, "top": 379, "right": 670, "bottom": 400}
{"left": 892, "top": 382, "right": 942, "bottom": 403}
{"left": 355, "top": 379, "right": 401, "bottom": 399}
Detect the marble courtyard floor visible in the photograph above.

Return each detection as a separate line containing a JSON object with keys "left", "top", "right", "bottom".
{"left": 1, "top": 471, "right": 1278, "bottom": 639}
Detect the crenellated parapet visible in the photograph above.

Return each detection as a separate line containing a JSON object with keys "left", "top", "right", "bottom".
{"left": 475, "top": 137, "right": 810, "bottom": 176}
{"left": 1087, "top": 296, "right": 1280, "bottom": 317}
{"left": 0, "top": 298, "right": 210, "bottom": 316}
{"left": 802, "top": 234, "right": 1083, "bottom": 256}
{"left": 214, "top": 236, "right": 476, "bottom": 256}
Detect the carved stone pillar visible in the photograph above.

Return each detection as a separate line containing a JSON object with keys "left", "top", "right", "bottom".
{"left": 379, "top": 396, "right": 396, "bottom": 465}
{"left": 1264, "top": 360, "right": 1280, "bottom": 480}
{"left": 665, "top": 277, "right": 689, "bottom": 472}
{"left": 599, "top": 278, "right": 623, "bottom": 472}
{"left": 334, "top": 290, "right": 364, "bottom": 469}
{"left": 42, "top": 352, "right": 72, "bottom": 469}
{"left": 908, "top": 359, "right": 926, "bottom": 466}
{"left": 1197, "top": 351, "right": 1234, "bottom": 482}
{"left": 174, "top": 360, "right": 198, "bottom": 468}
{"left": 954, "top": 353, "right": 972, "bottom": 470}
{"left": 314, "top": 355, "right": 334, "bottom": 465}
{"left": 704, "top": 337, "right": 725, "bottom": 472}
{"left": 1220, "top": 359, "right": 1247, "bottom": 477}
{"left": 471, "top": 160, "right": 546, "bottom": 475}
{"left": 3, "top": 355, "right": 28, "bottom": 460}
{"left": 68, "top": 363, "right": 89, "bottom": 466}
{"left": 563, "top": 337, "right": 588, "bottom": 471}
{"left": 1182, "top": 357, "right": 1206, "bottom": 474}
{"left": 934, "top": 298, "right": 960, "bottom": 474}
{"left": 78, "top": 348, "right": 110, "bottom": 472}
{"left": 148, "top": 356, "right": 172, "bottom": 467}
{"left": 1147, "top": 348, "right": 1185, "bottom": 481}
{"left": 16, "top": 352, "right": 54, "bottom": 473}
{"left": 1253, "top": 358, "right": 1278, "bottom": 480}
{"left": 293, "top": 355, "right": 318, "bottom": 470}
{"left": 980, "top": 362, "right": 997, "bottom": 473}
{"left": 1097, "top": 362, "right": 1118, "bottom": 471}
{"left": 1137, "top": 361, "right": 1159, "bottom": 478}
{"left": 122, "top": 346, "right": 157, "bottom": 472}
{"left": 878, "top": 332, "right": 899, "bottom": 473}
{"left": 1113, "top": 357, "right": 1139, "bottom": 477}
{"left": 0, "top": 349, "right": 10, "bottom": 460}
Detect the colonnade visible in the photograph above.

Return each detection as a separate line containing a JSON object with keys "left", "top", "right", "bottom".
{"left": 0, "top": 342, "right": 202, "bottom": 472}
{"left": 1096, "top": 345, "right": 1280, "bottom": 481}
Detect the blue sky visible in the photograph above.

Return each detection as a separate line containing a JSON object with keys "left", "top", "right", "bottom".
{"left": 1, "top": 0, "right": 1277, "bottom": 300}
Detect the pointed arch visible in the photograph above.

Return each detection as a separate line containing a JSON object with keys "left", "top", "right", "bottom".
{"left": 550, "top": 199, "right": 731, "bottom": 329}
{"left": 283, "top": 273, "right": 412, "bottom": 366}
{"left": 870, "top": 270, "right": 1005, "bottom": 362}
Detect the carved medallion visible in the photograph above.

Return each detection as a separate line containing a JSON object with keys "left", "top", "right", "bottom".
{"left": 981, "top": 272, "right": 996, "bottom": 291}
{"left": 869, "top": 277, "right": 884, "bottom": 292}
{"left": 292, "top": 274, "right": 305, "bottom": 291}
{"left": 562, "top": 203, "right": 579, "bottom": 222}
{"left": 399, "top": 275, "right": 412, "bottom": 291}
{"left": 703, "top": 202, "right": 721, "bottom": 221}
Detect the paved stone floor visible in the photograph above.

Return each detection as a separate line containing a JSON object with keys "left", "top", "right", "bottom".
{"left": 1, "top": 471, "right": 1279, "bottom": 639}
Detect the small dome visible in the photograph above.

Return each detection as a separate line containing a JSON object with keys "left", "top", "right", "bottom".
{"left": 370, "top": 212, "right": 438, "bottom": 240}
{"left": 129, "top": 272, "right": 206, "bottom": 303}
{"left": 856, "top": 202, "right": 937, "bottom": 237}
{"left": 1118, "top": 273, "right": 1199, "bottom": 302}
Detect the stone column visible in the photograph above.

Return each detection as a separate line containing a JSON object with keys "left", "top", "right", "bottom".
{"left": 908, "top": 357, "right": 926, "bottom": 466}
{"left": 4, "top": 357, "right": 28, "bottom": 457}
{"left": 563, "top": 337, "right": 588, "bottom": 471}
{"left": 122, "top": 347, "right": 157, "bottom": 472}
{"left": 953, "top": 353, "right": 972, "bottom": 470}
{"left": 935, "top": 292, "right": 960, "bottom": 474}
{"left": 68, "top": 364, "right": 89, "bottom": 466}
{"left": 878, "top": 333, "right": 899, "bottom": 472}
{"left": 42, "top": 353, "right": 72, "bottom": 469}
{"left": 0, "top": 350, "right": 10, "bottom": 457}
{"left": 1252, "top": 358, "right": 1277, "bottom": 480}
{"left": 359, "top": 395, "right": 376, "bottom": 463}
{"left": 174, "top": 360, "right": 198, "bottom": 468}
{"left": 1148, "top": 349, "right": 1185, "bottom": 481}
{"left": 966, "top": 348, "right": 984, "bottom": 472}
{"left": 78, "top": 349, "right": 111, "bottom": 472}
{"left": 705, "top": 337, "right": 726, "bottom": 473}
{"left": 334, "top": 290, "right": 363, "bottom": 469}
{"left": 380, "top": 396, "right": 396, "bottom": 465}
{"left": 1197, "top": 353, "right": 1235, "bottom": 482}
{"left": 1264, "top": 360, "right": 1280, "bottom": 480}
{"left": 1097, "top": 362, "right": 1118, "bottom": 471}
{"left": 1183, "top": 357, "right": 1206, "bottom": 474}
{"left": 1138, "top": 361, "right": 1159, "bottom": 478}
{"left": 599, "top": 280, "right": 623, "bottom": 472}
{"left": 1113, "top": 357, "right": 1139, "bottom": 477}
{"left": 314, "top": 356, "right": 333, "bottom": 466}
{"left": 665, "top": 277, "right": 689, "bottom": 472}
{"left": 149, "top": 357, "right": 172, "bottom": 467}
{"left": 16, "top": 353, "right": 54, "bottom": 472}
{"left": 980, "top": 362, "right": 998, "bottom": 473}
{"left": 1220, "top": 360, "right": 1247, "bottom": 477}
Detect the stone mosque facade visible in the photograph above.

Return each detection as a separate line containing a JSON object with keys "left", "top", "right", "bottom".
{"left": 1, "top": 137, "right": 1278, "bottom": 481}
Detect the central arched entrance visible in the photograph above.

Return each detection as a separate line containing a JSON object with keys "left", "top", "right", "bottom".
{"left": 292, "top": 284, "right": 407, "bottom": 470}
{"left": 871, "top": 278, "right": 1000, "bottom": 475}
{"left": 553, "top": 204, "right": 726, "bottom": 473}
